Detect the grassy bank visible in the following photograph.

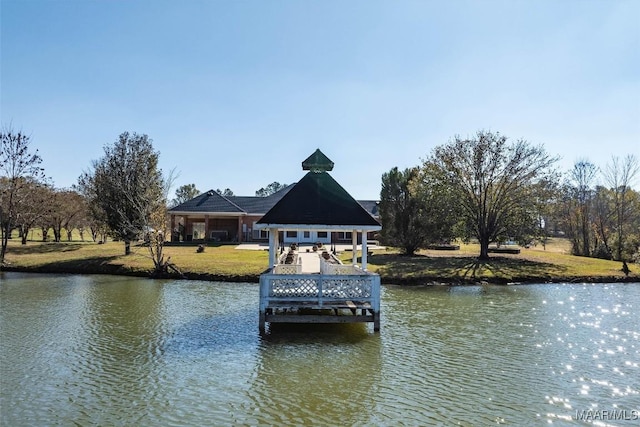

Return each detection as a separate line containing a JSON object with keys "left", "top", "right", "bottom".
{"left": 2, "top": 238, "right": 638, "bottom": 284}
{"left": 2, "top": 240, "right": 269, "bottom": 282}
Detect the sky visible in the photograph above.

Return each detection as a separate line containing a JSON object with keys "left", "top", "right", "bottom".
{"left": 1, "top": 0, "right": 639, "bottom": 199}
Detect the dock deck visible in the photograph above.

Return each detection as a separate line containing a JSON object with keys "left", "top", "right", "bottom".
{"left": 259, "top": 250, "right": 381, "bottom": 332}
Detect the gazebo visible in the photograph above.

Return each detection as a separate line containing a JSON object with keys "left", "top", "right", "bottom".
{"left": 256, "top": 149, "right": 382, "bottom": 332}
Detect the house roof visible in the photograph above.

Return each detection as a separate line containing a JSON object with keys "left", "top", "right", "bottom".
{"left": 357, "top": 200, "right": 379, "bottom": 218}
{"left": 169, "top": 184, "right": 295, "bottom": 215}
{"left": 257, "top": 171, "right": 381, "bottom": 228}
{"left": 169, "top": 190, "right": 244, "bottom": 214}
{"left": 228, "top": 184, "right": 294, "bottom": 213}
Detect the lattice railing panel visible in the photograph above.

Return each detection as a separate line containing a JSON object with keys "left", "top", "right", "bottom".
{"left": 322, "top": 278, "right": 372, "bottom": 299}
{"left": 267, "top": 276, "right": 373, "bottom": 299}
{"left": 269, "top": 277, "right": 319, "bottom": 298}
{"left": 329, "top": 265, "right": 363, "bottom": 275}
{"left": 273, "top": 264, "right": 302, "bottom": 274}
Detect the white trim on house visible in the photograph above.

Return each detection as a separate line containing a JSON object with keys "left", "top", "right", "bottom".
{"left": 169, "top": 211, "right": 244, "bottom": 217}
{"left": 255, "top": 223, "right": 381, "bottom": 231}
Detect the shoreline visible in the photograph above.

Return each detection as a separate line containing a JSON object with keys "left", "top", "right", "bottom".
{"left": 3, "top": 264, "right": 638, "bottom": 286}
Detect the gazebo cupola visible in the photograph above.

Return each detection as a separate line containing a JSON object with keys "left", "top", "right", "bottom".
{"left": 302, "top": 148, "right": 334, "bottom": 172}
{"left": 256, "top": 149, "right": 381, "bottom": 270}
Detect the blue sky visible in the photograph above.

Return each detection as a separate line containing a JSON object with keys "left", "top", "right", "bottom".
{"left": 2, "top": 0, "right": 639, "bottom": 199}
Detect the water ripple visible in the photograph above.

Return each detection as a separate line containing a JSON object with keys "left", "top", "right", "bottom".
{"left": 1, "top": 274, "right": 639, "bottom": 426}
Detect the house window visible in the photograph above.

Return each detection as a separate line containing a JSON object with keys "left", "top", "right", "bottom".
{"left": 252, "top": 229, "right": 269, "bottom": 239}
{"left": 337, "top": 232, "right": 352, "bottom": 240}
{"left": 252, "top": 222, "right": 269, "bottom": 239}
{"left": 286, "top": 231, "right": 298, "bottom": 238}
{"left": 317, "top": 231, "right": 328, "bottom": 238}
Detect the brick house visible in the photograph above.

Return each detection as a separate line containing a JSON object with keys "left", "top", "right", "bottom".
{"left": 168, "top": 179, "right": 379, "bottom": 244}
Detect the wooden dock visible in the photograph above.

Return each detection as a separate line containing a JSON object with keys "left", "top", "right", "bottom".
{"left": 259, "top": 255, "right": 381, "bottom": 332}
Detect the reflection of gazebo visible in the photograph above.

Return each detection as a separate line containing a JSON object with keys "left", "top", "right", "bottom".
{"left": 256, "top": 149, "right": 382, "bottom": 333}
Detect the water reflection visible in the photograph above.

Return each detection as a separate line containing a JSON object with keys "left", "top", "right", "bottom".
{"left": 250, "top": 324, "right": 382, "bottom": 426}
{"left": 66, "top": 278, "right": 164, "bottom": 426}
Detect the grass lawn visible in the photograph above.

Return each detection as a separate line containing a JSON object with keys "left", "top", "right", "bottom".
{"left": 2, "top": 237, "right": 638, "bottom": 284}
{"left": 340, "top": 238, "right": 638, "bottom": 284}
{"left": 3, "top": 240, "right": 269, "bottom": 281}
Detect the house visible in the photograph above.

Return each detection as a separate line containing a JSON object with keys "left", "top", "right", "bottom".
{"left": 168, "top": 176, "right": 379, "bottom": 244}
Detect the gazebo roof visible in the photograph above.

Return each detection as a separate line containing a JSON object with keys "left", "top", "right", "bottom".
{"left": 302, "top": 149, "right": 334, "bottom": 172}
{"left": 257, "top": 170, "right": 381, "bottom": 229}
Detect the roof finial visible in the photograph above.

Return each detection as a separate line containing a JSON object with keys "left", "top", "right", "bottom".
{"left": 302, "top": 149, "right": 334, "bottom": 173}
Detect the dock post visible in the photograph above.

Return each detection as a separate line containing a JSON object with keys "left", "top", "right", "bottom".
{"left": 373, "top": 311, "right": 380, "bottom": 332}
{"left": 259, "top": 274, "right": 268, "bottom": 333}
{"left": 259, "top": 310, "right": 266, "bottom": 334}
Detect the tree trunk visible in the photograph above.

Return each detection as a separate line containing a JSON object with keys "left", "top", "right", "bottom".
{"left": 21, "top": 226, "right": 28, "bottom": 245}
{"left": 125, "top": 240, "right": 131, "bottom": 255}
{"left": 1, "top": 224, "right": 9, "bottom": 266}
{"left": 581, "top": 208, "right": 590, "bottom": 256}
{"left": 53, "top": 226, "right": 61, "bottom": 243}
{"left": 479, "top": 236, "right": 490, "bottom": 260}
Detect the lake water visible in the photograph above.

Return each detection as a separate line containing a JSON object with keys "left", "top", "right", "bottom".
{"left": 1, "top": 272, "right": 639, "bottom": 426}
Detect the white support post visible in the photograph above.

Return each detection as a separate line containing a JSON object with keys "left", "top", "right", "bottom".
{"left": 268, "top": 228, "right": 276, "bottom": 268}
{"left": 352, "top": 229, "right": 357, "bottom": 266}
{"left": 361, "top": 230, "right": 368, "bottom": 271}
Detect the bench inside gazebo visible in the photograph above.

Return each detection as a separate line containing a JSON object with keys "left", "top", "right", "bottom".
{"left": 256, "top": 149, "right": 382, "bottom": 333}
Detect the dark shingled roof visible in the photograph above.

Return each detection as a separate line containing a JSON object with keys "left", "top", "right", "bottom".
{"left": 257, "top": 171, "right": 380, "bottom": 227}
{"left": 169, "top": 185, "right": 296, "bottom": 215}
{"left": 228, "top": 184, "right": 294, "bottom": 214}
{"left": 169, "top": 190, "right": 244, "bottom": 213}
{"left": 357, "top": 200, "right": 379, "bottom": 218}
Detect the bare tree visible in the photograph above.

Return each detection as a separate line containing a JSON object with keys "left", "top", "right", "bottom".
{"left": 603, "top": 155, "right": 639, "bottom": 261}
{"left": 567, "top": 160, "right": 598, "bottom": 257}
{"left": 145, "top": 168, "right": 180, "bottom": 277}
{"left": 592, "top": 185, "right": 615, "bottom": 259}
{"left": 55, "top": 190, "right": 86, "bottom": 241}
{"left": 0, "top": 126, "right": 47, "bottom": 266}
{"left": 13, "top": 179, "right": 52, "bottom": 244}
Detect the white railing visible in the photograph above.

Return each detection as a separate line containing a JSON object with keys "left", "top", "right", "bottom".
{"left": 275, "top": 251, "right": 302, "bottom": 274}
{"left": 259, "top": 270, "right": 381, "bottom": 312}
{"left": 319, "top": 256, "right": 363, "bottom": 275}
{"left": 319, "top": 252, "right": 363, "bottom": 275}
{"left": 273, "top": 263, "right": 302, "bottom": 274}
